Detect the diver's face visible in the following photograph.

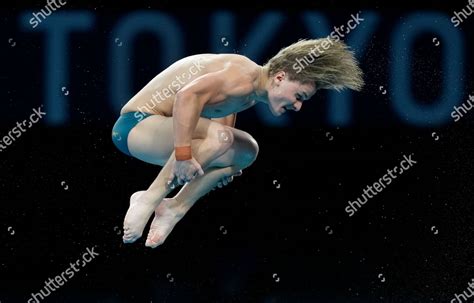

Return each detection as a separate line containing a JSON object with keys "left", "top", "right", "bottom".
{"left": 267, "top": 72, "right": 316, "bottom": 116}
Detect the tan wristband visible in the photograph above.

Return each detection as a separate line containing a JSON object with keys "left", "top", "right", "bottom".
{"left": 175, "top": 146, "right": 192, "bottom": 161}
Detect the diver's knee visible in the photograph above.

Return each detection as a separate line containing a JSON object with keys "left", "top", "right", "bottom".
{"left": 208, "top": 125, "right": 235, "bottom": 155}
{"left": 235, "top": 133, "right": 259, "bottom": 168}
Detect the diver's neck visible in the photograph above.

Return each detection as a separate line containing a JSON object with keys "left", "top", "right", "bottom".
{"left": 254, "top": 65, "right": 270, "bottom": 104}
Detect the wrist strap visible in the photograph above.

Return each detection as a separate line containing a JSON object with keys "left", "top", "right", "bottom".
{"left": 175, "top": 146, "right": 192, "bottom": 161}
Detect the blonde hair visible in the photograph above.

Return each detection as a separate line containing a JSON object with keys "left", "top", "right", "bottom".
{"left": 264, "top": 38, "right": 364, "bottom": 91}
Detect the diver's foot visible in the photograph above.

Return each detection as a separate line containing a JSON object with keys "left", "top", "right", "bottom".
{"left": 145, "top": 198, "right": 186, "bottom": 248}
{"left": 122, "top": 191, "right": 156, "bottom": 244}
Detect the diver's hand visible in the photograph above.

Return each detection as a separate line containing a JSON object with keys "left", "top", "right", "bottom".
{"left": 168, "top": 157, "right": 204, "bottom": 187}
{"left": 213, "top": 170, "right": 243, "bottom": 190}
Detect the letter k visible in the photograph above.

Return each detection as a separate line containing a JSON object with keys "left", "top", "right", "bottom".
{"left": 194, "top": 60, "right": 205, "bottom": 71}
{"left": 33, "top": 106, "right": 47, "bottom": 118}
{"left": 86, "top": 246, "right": 99, "bottom": 258}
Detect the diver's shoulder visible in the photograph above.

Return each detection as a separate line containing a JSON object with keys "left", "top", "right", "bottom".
{"left": 183, "top": 53, "right": 256, "bottom": 65}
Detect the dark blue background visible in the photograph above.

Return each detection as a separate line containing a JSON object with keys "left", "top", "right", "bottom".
{"left": 1, "top": 1, "right": 473, "bottom": 302}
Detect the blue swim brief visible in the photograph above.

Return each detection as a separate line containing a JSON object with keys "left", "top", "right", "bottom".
{"left": 112, "top": 111, "right": 153, "bottom": 156}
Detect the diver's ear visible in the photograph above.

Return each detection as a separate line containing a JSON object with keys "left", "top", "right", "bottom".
{"left": 274, "top": 71, "right": 286, "bottom": 83}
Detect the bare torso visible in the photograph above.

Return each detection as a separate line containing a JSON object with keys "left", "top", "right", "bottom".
{"left": 120, "top": 54, "right": 261, "bottom": 118}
